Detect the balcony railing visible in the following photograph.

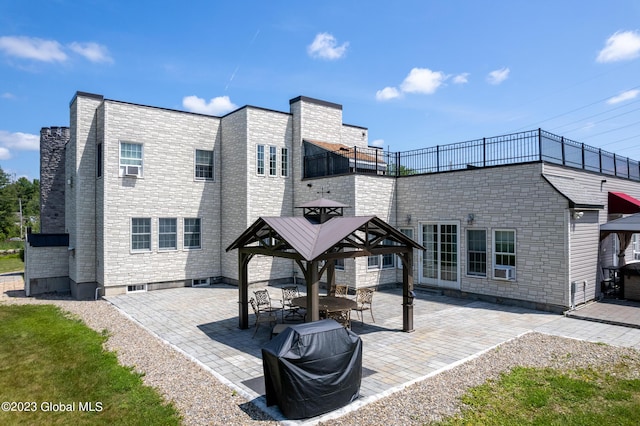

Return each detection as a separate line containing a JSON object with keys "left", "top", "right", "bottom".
{"left": 303, "top": 129, "right": 640, "bottom": 181}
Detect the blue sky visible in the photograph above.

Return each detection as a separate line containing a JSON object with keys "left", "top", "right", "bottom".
{"left": 1, "top": 1, "right": 640, "bottom": 181}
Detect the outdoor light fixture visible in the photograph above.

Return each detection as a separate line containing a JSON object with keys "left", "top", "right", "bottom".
{"left": 572, "top": 211, "right": 584, "bottom": 220}
{"left": 406, "top": 214, "right": 412, "bottom": 224}
{"left": 467, "top": 213, "right": 475, "bottom": 225}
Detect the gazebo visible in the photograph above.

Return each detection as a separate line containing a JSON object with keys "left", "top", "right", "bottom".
{"left": 226, "top": 198, "right": 425, "bottom": 332}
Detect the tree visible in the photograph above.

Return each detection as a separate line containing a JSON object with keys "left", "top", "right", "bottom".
{"left": 0, "top": 166, "right": 40, "bottom": 239}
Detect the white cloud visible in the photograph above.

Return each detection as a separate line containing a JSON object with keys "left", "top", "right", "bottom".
{"left": 307, "top": 33, "right": 349, "bottom": 60}
{"left": 0, "top": 130, "right": 39, "bottom": 150}
{"left": 0, "top": 147, "right": 10, "bottom": 160}
{"left": 400, "top": 68, "right": 448, "bottom": 94}
{"left": 1, "top": 93, "right": 15, "bottom": 99}
{"left": 0, "top": 36, "right": 67, "bottom": 62}
{"left": 69, "top": 42, "right": 113, "bottom": 63}
{"left": 597, "top": 30, "right": 640, "bottom": 63}
{"left": 370, "top": 139, "right": 384, "bottom": 148}
{"left": 606, "top": 89, "right": 640, "bottom": 104}
{"left": 487, "top": 67, "right": 510, "bottom": 85}
{"left": 376, "top": 87, "right": 401, "bottom": 101}
{"left": 182, "top": 95, "right": 237, "bottom": 115}
{"left": 452, "top": 73, "right": 469, "bottom": 84}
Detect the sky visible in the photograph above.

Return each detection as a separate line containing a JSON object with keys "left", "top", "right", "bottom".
{"left": 1, "top": 1, "right": 640, "bottom": 181}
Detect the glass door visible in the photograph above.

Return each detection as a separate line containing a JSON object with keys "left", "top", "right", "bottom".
{"left": 420, "top": 222, "right": 459, "bottom": 288}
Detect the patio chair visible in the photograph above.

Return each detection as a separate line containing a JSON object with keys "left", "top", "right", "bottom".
{"left": 352, "top": 288, "right": 375, "bottom": 324}
{"left": 335, "top": 284, "right": 349, "bottom": 298}
{"left": 326, "top": 309, "right": 351, "bottom": 329}
{"left": 281, "top": 285, "right": 306, "bottom": 322}
{"left": 249, "top": 298, "right": 278, "bottom": 338}
{"left": 253, "top": 289, "right": 282, "bottom": 319}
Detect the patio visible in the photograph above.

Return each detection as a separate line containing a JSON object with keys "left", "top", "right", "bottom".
{"left": 106, "top": 284, "right": 562, "bottom": 423}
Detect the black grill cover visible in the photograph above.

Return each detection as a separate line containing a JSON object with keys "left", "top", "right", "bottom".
{"left": 261, "top": 319, "right": 362, "bottom": 419}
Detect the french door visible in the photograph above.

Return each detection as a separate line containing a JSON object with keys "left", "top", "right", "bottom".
{"left": 420, "top": 222, "right": 460, "bottom": 289}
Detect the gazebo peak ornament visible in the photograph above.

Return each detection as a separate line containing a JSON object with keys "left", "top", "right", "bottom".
{"left": 297, "top": 197, "right": 349, "bottom": 224}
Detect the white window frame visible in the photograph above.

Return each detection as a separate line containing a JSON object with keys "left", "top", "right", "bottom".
{"left": 119, "top": 141, "right": 143, "bottom": 177}
{"left": 281, "top": 147, "right": 289, "bottom": 177}
{"left": 269, "top": 146, "right": 277, "bottom": 176}
{"left": 334, "top": 258, "right": 345, "bottom": 271}
{"left": 184, "top": 218, "right": 201, "bottom": 250}
{"left": 158, "top": 218, "right": 177, "bottom": 251}
{"left": 256, "top": 144, "right": 265, "bottom": 175}
{"left": 368, "top": 239, "right": 395, "bottom": 270}
{"left": 493, "top": 229, "right": 516, "bottom": 280}
{"left": 467, "top": 229, "right": 487, "bottom": 277}
{"left": 397, "top": 227, "right": 414, "bottom": 269}
{"left": 633, "top": 234, "right": 640, "bottom": 261}
{"left": 194, "top": 149, "right": 214, "bottom": 181}
{"left": 131, "top": 217, "right": 151, "bottom": 252}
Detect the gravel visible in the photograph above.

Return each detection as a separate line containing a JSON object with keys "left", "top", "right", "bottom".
{"left": 3, "top": 292, "right": 639, "bottom": 425}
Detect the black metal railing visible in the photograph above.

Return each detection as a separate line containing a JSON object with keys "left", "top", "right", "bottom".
{"left": 303, "top": 129, "right": 640, "bottom": 181}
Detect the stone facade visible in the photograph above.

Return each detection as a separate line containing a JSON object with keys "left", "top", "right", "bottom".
{"left": 30, "top": 91, "right": 640, "bottom": 310}
{"left": 39, "top": 127, "right": 69, "bottom": 233}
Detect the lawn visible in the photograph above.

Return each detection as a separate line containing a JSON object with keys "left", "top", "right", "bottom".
{"left": 0, "top": 253, "right": 23, "bottom": 274}
{"left": 440, "top": 364, "right": 640, "bottom": 425}
{"left": 0, "top": 304, "right": 181, "bottom": 425}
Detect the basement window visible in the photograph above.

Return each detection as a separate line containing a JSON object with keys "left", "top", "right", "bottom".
{"left": 127, "top": 284, "right": 147, "bottom": 293}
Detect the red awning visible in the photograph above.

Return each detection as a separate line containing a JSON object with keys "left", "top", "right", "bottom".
{"left": 609, "top": 192, "right": 640, "bottom": 214}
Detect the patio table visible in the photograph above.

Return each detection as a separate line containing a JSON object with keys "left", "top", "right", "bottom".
{"left": 291, "top": 295, "right": 356, "bottom": 314}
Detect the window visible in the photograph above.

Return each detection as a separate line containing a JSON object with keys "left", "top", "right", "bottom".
{"left": 184, "top": 218, "right": 201, "bottom": 249}
{"left": 97, "top": 143, "right": 103, "bottom": 177}
{"left": 256, "top": 145, "right": 265, "bottom": 175}
{"left": 131, "top": 218, "right": 151, "bottom": 251}
{"left": 494, "top": 229, "right": 516, "bottom": 280}
{"left": 269, "top": 146, "right": 277, "bottom": 176}
{"left": 127, "top": 284, "right": 147, "bottom": 293}
{"left": 192, "top": 278, "right": 209, "bottom": 287}
{"left": 368, "top": 239, "right": 395, "bottom": 270}
{"left": 334, "top": 258, "right": 344, "bottom": 270}
{"left": 120, "top": 142, "right": 143, "bottom": 177}
{"left": 467, "top": 229, "right": 487, "bottom": 277}
{"left": 195, "top": 149, "right": 214, "bottom": 180}
{"left": 633, "top": 234, "right": 640, "bottom": 261}
{"left": 281, "top": 148, "right": 289, "bottom": 177}
{"left": 158, "top": 218, "right": 177, "bottom": 250}
{"left": 397, "top": 228, "right": 414, "bottom": 269}
{"left": 367, "top": 255, "right": 380, "bottom": 270}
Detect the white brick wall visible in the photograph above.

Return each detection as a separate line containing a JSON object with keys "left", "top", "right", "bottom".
{"left": 97, "top": 99, "right": 221, "bottom": 292}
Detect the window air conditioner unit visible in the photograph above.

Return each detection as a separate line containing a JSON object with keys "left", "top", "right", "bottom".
{"left": 494, "top": 265, "right": 515, "bottom": 280}
{"left": 124, "top": 165, "right": 140, "bottom": 177}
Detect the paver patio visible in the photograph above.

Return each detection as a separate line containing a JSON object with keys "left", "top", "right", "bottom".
{"left": 106, "top": 284, "right": 564, "bottom": 423}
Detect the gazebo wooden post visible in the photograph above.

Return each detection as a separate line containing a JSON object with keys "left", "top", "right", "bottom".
{"left": 238, "top": 250, "right": 250, "bottom": 329}
{"left": 402, "top": 250, "right": 415, "bottom": 332}
{"left": 326, "top": 261, "right": 335, "bottom": 294}
{"left": 305, "top": 260, "right": 320, "bottom": 322}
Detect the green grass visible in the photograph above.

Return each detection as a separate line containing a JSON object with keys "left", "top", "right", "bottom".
{"left": 0, "top": 304, "right": 181, "bottom": 425}
{"left": 0, "top": 253, "right": 23, "bottom": 274}
{"left": 0, "top": 240, "right": 24, "bottom": 251}
{"left": 440, "top": 365, "right": 640, "bottom": 426}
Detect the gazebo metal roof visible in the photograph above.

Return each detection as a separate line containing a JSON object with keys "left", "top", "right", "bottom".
{"left": 226, "top": 198, "right": 425, "bottom": 332}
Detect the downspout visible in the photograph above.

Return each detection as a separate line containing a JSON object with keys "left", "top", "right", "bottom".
{"left": 566, "top": 208, "right": 574, "bottom": 310}
{"left": 94, "top": 107, "right": 101, "bottom": 300}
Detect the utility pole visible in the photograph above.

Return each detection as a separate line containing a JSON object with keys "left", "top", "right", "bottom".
{"left": 19, "top": 198, "right": 23, "bottom": 240}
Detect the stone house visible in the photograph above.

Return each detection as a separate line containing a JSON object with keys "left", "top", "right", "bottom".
{"left": 25, "top": 92, "right": 640, "bottom": 313}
